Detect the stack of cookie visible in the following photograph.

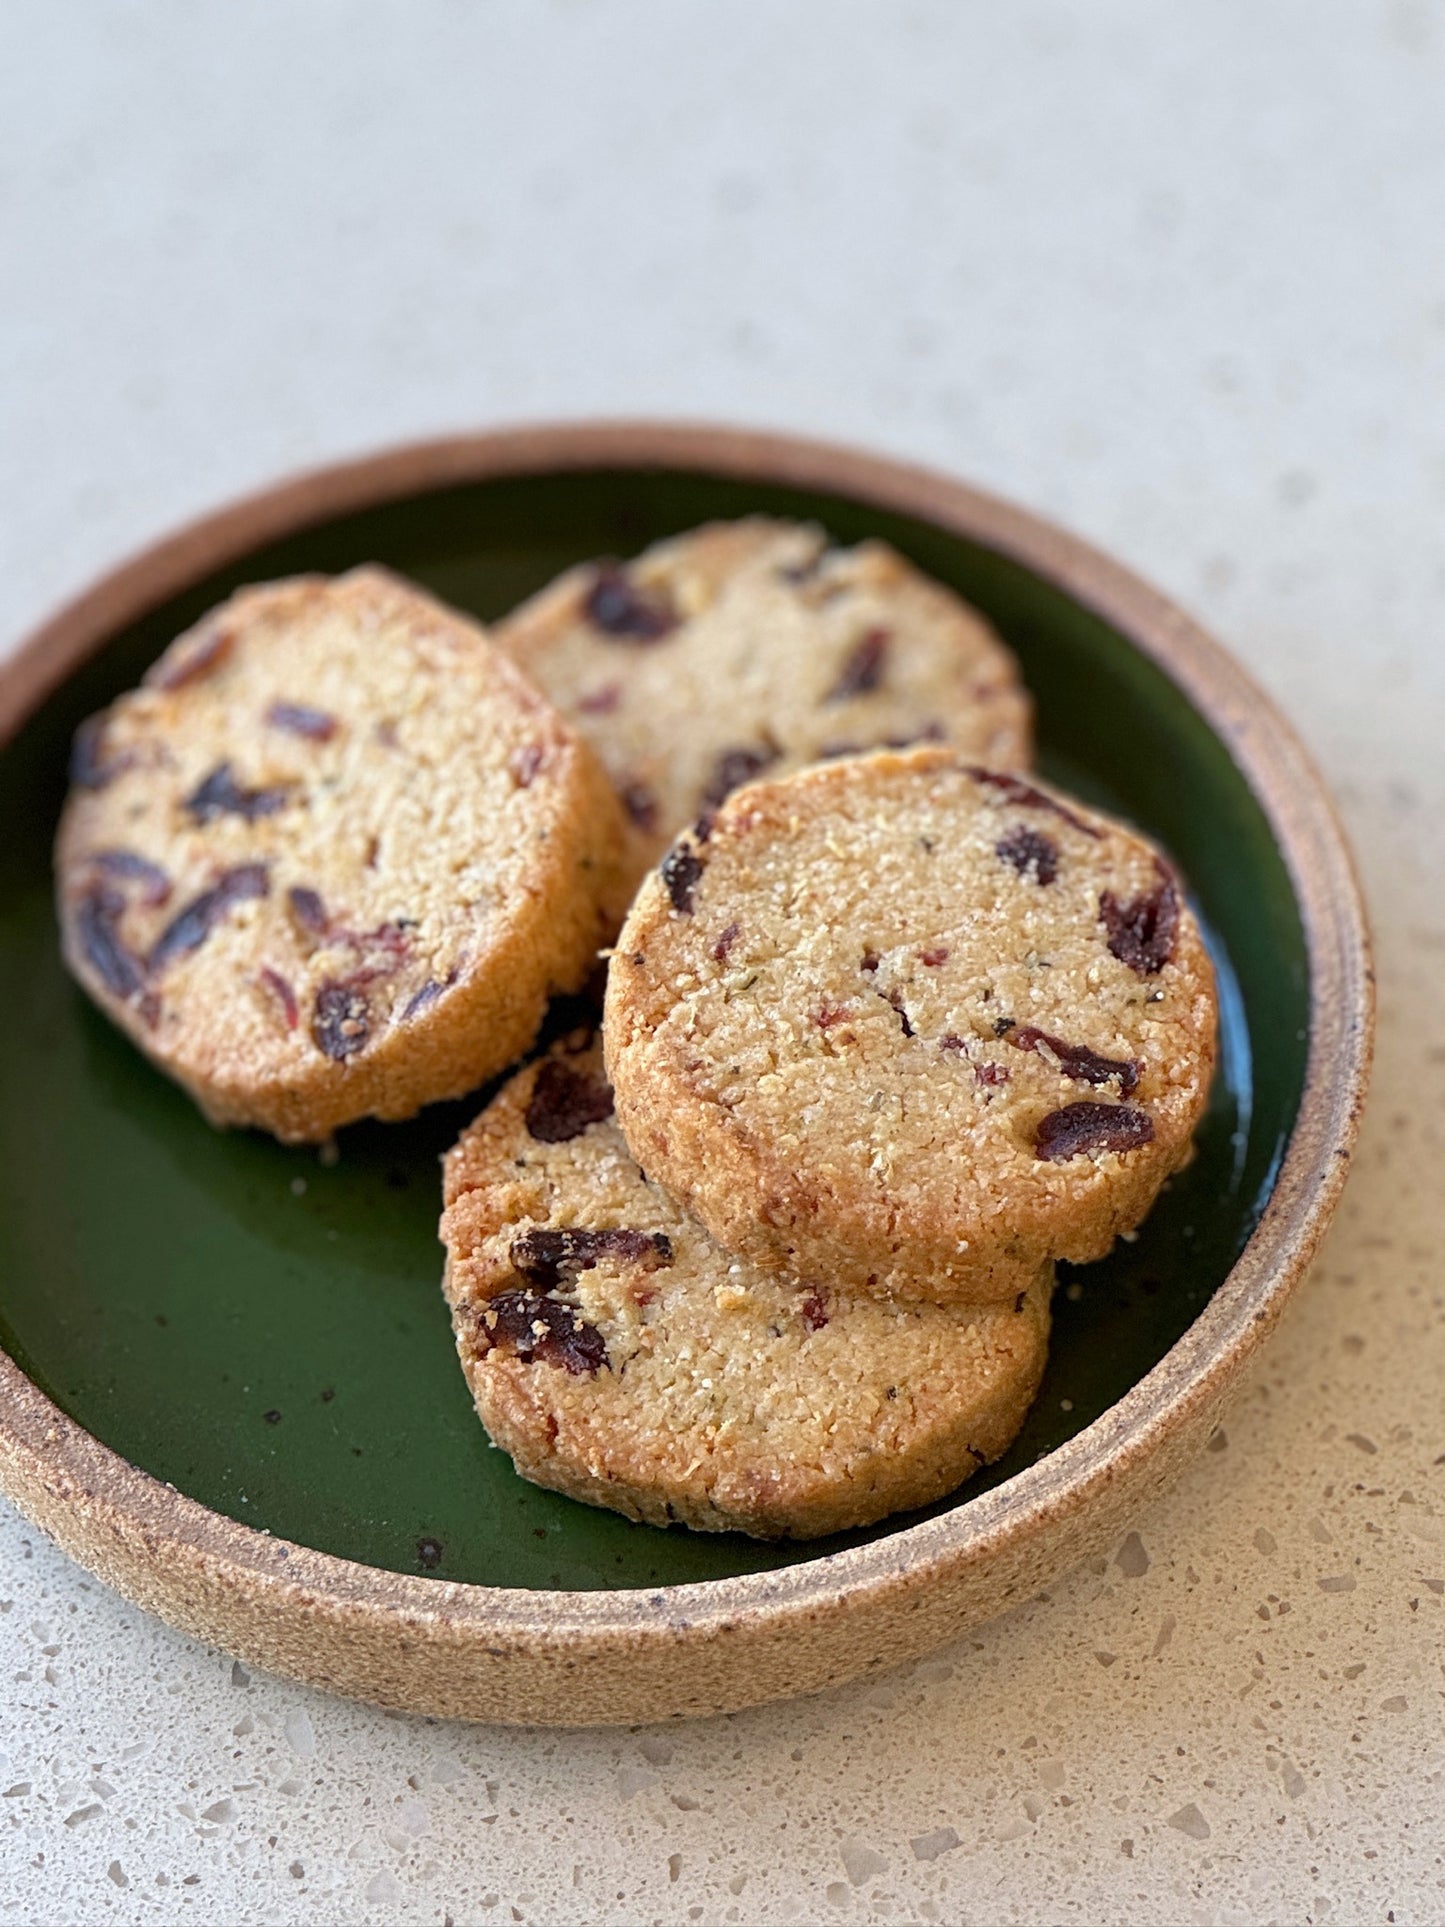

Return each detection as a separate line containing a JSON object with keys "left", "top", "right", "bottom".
{"left": 56, "top": 521, "right": 1217, "bottom": 1543}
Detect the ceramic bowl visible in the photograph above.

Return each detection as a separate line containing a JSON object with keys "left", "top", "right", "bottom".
{"left": 0, "top": 423, "right": 1373, "bottom": 1724}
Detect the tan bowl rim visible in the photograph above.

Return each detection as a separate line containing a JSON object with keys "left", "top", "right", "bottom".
{"left": 0, "top": 419, "right": 1374, "bottom": 1653}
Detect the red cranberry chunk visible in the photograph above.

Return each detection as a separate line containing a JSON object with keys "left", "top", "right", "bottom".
{"left": 90, "top": 849, "right": 172, "bottom": 906}
{"left": 619, "top": 780, "right": 659, "bottom": 831}
{"left": 401, "top": 978, "right": 444, "bottom": 1019}
{"left": 509, "top": 743, "right": 545, "bottom": 788}
{"left": 995, "top": 825, "right": 1059, "bottom": 885}
{"left": 183, "top": 762, "right": 291, "bottom": 824}
{"left": 703, "top": 744, "right": 777, "bottom": 808}
{"left": 525, "top": 1060, "right": 615, "bottom": 1142}
{"left": 75, "top": 887, "right": 145, "bottom": 999}
{"left": 1100, "top": 868, "right": 1180, "bottom": 975}
{"left": 310, "top": 978, "right": 372, "bottom": 1060}
{"left": 265, "top": 701, "right": 338, "bottom": 742}
{"left": 510, "top": 1227, "right": 673, "bottom": 1289}
{"left": 966, "top": 769, "right": 1102, "bottom": 838}
{"left": 1034, "top": 1101, "right": 1154, "bottom": 1161}
{"left": 69, "top": 716, "right": 129, "bottom": 791}
{"left": 481, "top": 1289, "right": 608, "bottom": 1376}
{"left": 583, "top": 564, "right": 678, "bottom": 642}
{"left": 1010, "top": 1026, "right": 1141, "bottom": 1093}
{"left": 885, "top": 988, "right": 914, "bottom": 1037}
{"left": 660, "top": 842, "right": 704, "bottom": 913}
{"left": 258, "top": 966, "right": 299, "bottom": 1030}
{"left": 144, "top": 627, "right": 234, "bottom": 692}
{"left": 800, "top": 1291, "right": 830, "bottom": 1331}
{"left": 286, "top": 886, "right": 329, "bottom": 938}
{"left": 579, "top": 681, "right": 623, "bottom": 714}
{"left": 827, "top": 628, "right": 891, "bottom": 700}
{"left": 148, "top": 864, "right": 270, "bottom": 972}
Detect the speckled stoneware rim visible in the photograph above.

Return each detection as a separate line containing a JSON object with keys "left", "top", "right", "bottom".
{"left": 0, "top": 423, "right": 1374, "bottom": 1725}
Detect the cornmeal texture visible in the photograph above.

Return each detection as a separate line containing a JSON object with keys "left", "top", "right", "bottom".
{"left": 603, "top": 752, "right": 1218, "bottom": 1304}
{"left": 495, "top": 518, "right": 1032, "bottom": 892}
{"left": 440, "top": 1038, "right": 1053, "bottom": 1539}
{"left": 56, "top": 567, "right": 626, "bottom": 1141}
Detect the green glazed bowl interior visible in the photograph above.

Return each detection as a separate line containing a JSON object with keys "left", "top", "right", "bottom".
{"left": 0, "top": 458, "right": 1306, "bottom": 1593}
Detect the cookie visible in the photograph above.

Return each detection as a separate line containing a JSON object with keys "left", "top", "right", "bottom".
{"left": 440, "top": 1038, "right": 1052, "bottom": 1540}
{"left": 603, "top": 751, "right": 1217, "bottom": 1304}
{"left": 495, "top": 518, "right": 1032, "bottom": 890}
{"left": 56, "top": 567, "right": 627, "bottom": 1142}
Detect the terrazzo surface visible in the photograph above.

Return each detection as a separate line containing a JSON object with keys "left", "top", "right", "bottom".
{"left": 2, "top": 3, "right": 1443, "bottom": 1921}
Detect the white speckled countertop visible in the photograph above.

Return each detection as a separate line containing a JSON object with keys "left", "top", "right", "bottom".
{"left": 2, "top": 5, "right": 1442, "bottom": 1921}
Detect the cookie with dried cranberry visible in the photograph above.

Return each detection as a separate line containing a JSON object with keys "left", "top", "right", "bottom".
{"left": 440, "top": 1038, "right": 1052, "bottom": 1539}
{"left": 494, "top": 518, "right": 1032, "bottom": 892}
{"left": 603, "top": 751, "right": 1217, "bottom": 1305}
{"left": 56, "top": 567, "right": 626, "bottom": 1142}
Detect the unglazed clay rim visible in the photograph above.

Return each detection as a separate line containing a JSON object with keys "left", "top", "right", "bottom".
{"left": 0, "top": 423, "right": 1373, "bottom": 1670}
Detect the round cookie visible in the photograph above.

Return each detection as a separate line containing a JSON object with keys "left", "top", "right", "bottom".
{"left": 603, "top": 751, "right": 1218, "bottom": 1305}
{"left": 441, "top": 1037, "right": 1053, "bottom": 1540}
{"left": 495, "top": 518, "right": 1032, "bottom": 892}
{"left": 56, "top": 567, "right": 627, "bottom": 1143}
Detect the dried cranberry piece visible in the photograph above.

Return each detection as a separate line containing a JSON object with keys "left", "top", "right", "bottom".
{"left": 816, "top": 1002, "right": 851, "bottom": 1031}
{"left": 995, "top": 825, "right": 1059, "bottom": 885}
{"left": 337, "top": 918, "right": 412, "bottom": 967}
{"left": 860, "top": 949, "right": 881, "bottom": 974}
{"left": 919, "top": 946, "right": 949, "bottom": 967}
{"left": 1099, "top": 868, "right": 1180, "bottom": 975}
{"left": 1010, "top": 1026, "right": 1141, "bottom": 1093}
{"left": 148, "top": 864, "right": 270, "bottom": 972}
{"left": 1034, "top": 1101, "right": 1154, "bottom": 1161}
{"left": 703, "top": 744, "right": 777, "bottom": 808}
{"left": 69, "top": 716, "right": 127, "bottom": 791}
{"left": 183, "top": 761, "right": 291, "bottom": 824}
{"left": 286, "top": 886, "right": 329, "bottom": 938}
{"left": 75, "top": 887, "right": 145, "bottom": 999}
{"left": 578, "top": 681, "right": 623, "bottom": 714}
{"left": 311, "top": 979, "right": 372, "bottom": 1060}
{"left": 582, "top": 564, "right": 678, "bottom": 642}
{"left": 258, "top": 966, "right": 299, "bottom": 1030}
{"left": 145, "top": 627, "right": 234, "bottom": 691}
{"left": 619, "top": 780, "right": 659, "bottom": 831}
{"left": 800, "top": 1291, "right": 830, "bottom": 1331}
{"left": 966, "top": 769, "right": 1102, "bottom": 838}
{"left": 90, "top": 849, "right": 172, "bottom": 906}
{"left": 525, "top": 1060, "right": 614, "bottom": 1142}
{"left": 886, "top": 988, "right": 914, "bottom": 1037}
{"left": 938, "top": 1034, "right": 1010, "bottom": 1085}
{"left": 401, "top": 978, "right": 444, "bottom": 1019}
{"left": 265, "top": 700, "right": 338, "bottom": 742}
{"left": 712, "top": 920, "right": 742, "bottom": 963}
{"left": 480, "top": 1289, "right": 608, "bottom": 1376}
{"left": 827, "top": 628, "right": 890, "bottom": 700}
{"left": 509, "top": 743, "right": 545, "bottom": 788}
{"left": 510, "top": 1227, "right": 673, "bottom": 1288}
{"left": 660, "top": 842, "right": 704, "bottom": 913}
